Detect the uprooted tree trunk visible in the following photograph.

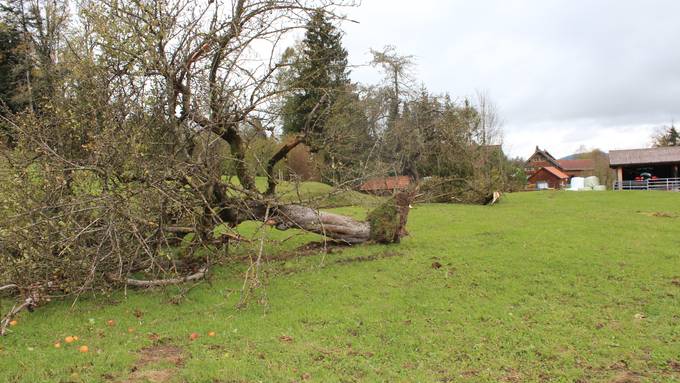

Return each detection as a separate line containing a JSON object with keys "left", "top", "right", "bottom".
{"left": 219, "top": 192, "right": 412, "bottom": 244}
{"left": 269, "top": 205, "right": 372, "bottom": 243}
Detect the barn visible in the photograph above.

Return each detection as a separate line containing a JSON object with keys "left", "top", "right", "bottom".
{"left": 524, "top": 146, "right": 594, "bottom": 178}
{"left": 359, "top": 176, "right": 412, "bottom": 195}
{"left": 556, "top": 159, "right": 595, "bottom": 178}
{"left": 609, "top": 146, "right": 680, "bottom": 190}
{"left": 527, "top": 166, "right": 569, "bottom": 190}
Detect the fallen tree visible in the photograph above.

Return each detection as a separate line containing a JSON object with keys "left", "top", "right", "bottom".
{"left": 417, "top": 176, "right": 503, "bottom": 205}
{"left": 214, "top": 191, "right": 411, "bottom": 244}
{"left": 0, "top": 0, "right": 412, "bottom": 332}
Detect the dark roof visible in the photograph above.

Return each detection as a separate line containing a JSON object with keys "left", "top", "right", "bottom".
{"left": 527, "top": 146, "right": 561, "bottom": 168}
{"left": 609, "top": 147, "right": 680, "bottom": 166}
{"left": 359, "top": 176, "right": 412, "bottom": 191}
{"left": 557, "top": 159, "right": 594, "bottom": 170}
{"left": 536, "top": 146, "right": 558, "bottom": 162}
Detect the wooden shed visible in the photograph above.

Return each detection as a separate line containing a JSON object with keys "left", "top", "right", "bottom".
{"left": 527, "top": 166, "right": 569, "bottom": 190}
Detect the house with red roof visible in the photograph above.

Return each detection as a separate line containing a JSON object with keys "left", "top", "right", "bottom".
{"left": 527, "top": 166, "right": 570, "bottom": 190}
{"left": 524, "top": 146, "right": 595, "bottom": 189}
{"left": 359, "top": 176, "right": 412, "bottom": 195}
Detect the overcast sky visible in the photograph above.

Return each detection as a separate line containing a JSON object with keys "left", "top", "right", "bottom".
{"left": 338, "top": 0, "right": 680, "bottom": 159}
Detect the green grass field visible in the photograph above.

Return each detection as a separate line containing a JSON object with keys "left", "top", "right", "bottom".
{"left": 225, "top": 176, "right": 385, "bottom": 208}
{"left": 1, "top": 191, "right": 679, "bottom": 382}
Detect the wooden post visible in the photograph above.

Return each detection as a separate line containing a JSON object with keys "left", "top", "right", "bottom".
{"left": 616, "top": 167, "right": 623, "bottom": 190}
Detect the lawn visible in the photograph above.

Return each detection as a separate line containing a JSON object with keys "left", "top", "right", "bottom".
{"left": 1, "top": 191, "right": 679, "bottom": 382}
{"left": 224, "top": 176, "right": 385, "bottom": 208}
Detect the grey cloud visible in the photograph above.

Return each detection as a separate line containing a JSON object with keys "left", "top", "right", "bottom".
{"left": 341, "top": 1, "right": 680, "bottom": 157}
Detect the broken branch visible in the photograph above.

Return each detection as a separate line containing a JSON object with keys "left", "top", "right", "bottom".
{"left": 0, "top": 297, "right": 34, "bottom": 336}
{"left": 118, "top": 265, "right": 209, "bottom": 288}
{"left": 0, "top": 284, "right": 18, "bottom": 293}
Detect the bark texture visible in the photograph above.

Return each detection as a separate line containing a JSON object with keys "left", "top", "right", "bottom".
{"left": 272, "top": 205, "right": 371, "bottom": 244}
{"left": 232, "top": 192, "right": 412, "bottom": 244}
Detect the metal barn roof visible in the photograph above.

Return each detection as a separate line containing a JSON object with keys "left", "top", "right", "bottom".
{"left": 609, "top": 146, "right": 680, "bottom": 166}
{"left": 557, "top": 159, "right": 594, "bottom": 170}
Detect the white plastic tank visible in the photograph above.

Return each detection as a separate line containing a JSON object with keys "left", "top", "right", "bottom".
{"left": 570, "top": 177, "right": 585, "bottom": 190}
{"left": 585, "top": 176, "right": 600, "bottom": 188}
{"left": 594, "top": 185, "right": 607, "bottom": 191}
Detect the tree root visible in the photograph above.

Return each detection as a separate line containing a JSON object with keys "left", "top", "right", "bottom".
{"left": 487, "top": 191, "right": 502, "bottom": 205}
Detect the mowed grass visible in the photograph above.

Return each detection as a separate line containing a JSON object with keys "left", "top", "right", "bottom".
{"left": 1, "top": 191, "right": 680, "bottom": 382}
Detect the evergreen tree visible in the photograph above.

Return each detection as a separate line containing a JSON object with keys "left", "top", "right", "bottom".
{"left": 0, "top": 21, "right": 29, "bottom": 145}
{"left": 281, "top": 9, "right": 349, "bottom": 135}
{"left": 653, "top": 124, "right": 680, "bottom": 147}
{"left": 669, "top": 126, "right": 679, "bottom": 146}
{"left": 0, "top": 22, "right": 23, "bottom": 112}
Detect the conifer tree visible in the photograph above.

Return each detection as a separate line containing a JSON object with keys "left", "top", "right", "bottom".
{"left": 281, "top": 9, "right": 349, "bottom": 135}
{"left": 652, "top": 124, "right": 680, "bottom": 147}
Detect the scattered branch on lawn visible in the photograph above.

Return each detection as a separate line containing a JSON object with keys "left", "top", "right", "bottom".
{"left": 0, "top": 284, "right": 18, "bottom": 293}
{"left": 0, "top": 297, "right": 35, "bottom": 336}
{"left": 116, "top": 266, "right": 209, "bottom": 288}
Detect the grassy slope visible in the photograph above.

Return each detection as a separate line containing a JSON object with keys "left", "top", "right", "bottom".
{"left": 1, "top": 191, "right": 680, "bottom": 382}
{"left": 226, "top": 176, "right": 385, "bottom": 208}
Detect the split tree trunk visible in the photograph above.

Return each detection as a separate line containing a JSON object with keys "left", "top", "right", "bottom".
{"left": 265, "top": 136, "right": 303, "bottom": 196}
{"left": 271, "top": 205, "right": 371, "bottom": 244}
{"left": 220, "top": 192, "right": 412, "bottom": 244}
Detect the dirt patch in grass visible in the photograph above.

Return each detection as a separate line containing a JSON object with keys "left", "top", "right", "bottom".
{"left": 334, "top": 250, "right": 403, "bottom": 265}
{"left": 122, "top": 344, "right": 185, "bottom": 383}
{"left": 501, "top": 368, "right": 523, "bottom": 382}
{"left": 638, "top": 211, "right": 676, "bottom": 218}
{"left": 242, "top": 240, "right": 351, "bottom": 263}
{"left": 609, "top": 371, "right": 641, "bottom": 383}
{"left": 126, "top": 370, "right": 175, "bottom": 383}
{"left": 240, "top": 241, "right": 401, "bottom": 266}
{"left": 295, "top": 240, "right": 352, "bottom": 252}
{"left": 606, "top": 360, "right": 643, "bottom": 383}
{"left": 137, "top": 344, "right": 185, "bottom": 367}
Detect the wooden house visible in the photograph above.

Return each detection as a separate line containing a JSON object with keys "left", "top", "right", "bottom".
{"left": 524, "top": 147, "right": 595, "bottom": 189}
{"left": 527, "top": 166, "right": 569, "bottom": 190}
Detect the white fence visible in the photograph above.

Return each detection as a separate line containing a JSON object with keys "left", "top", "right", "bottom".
{"left": 613, "top": 177, "right": 680, "bottom": 191}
